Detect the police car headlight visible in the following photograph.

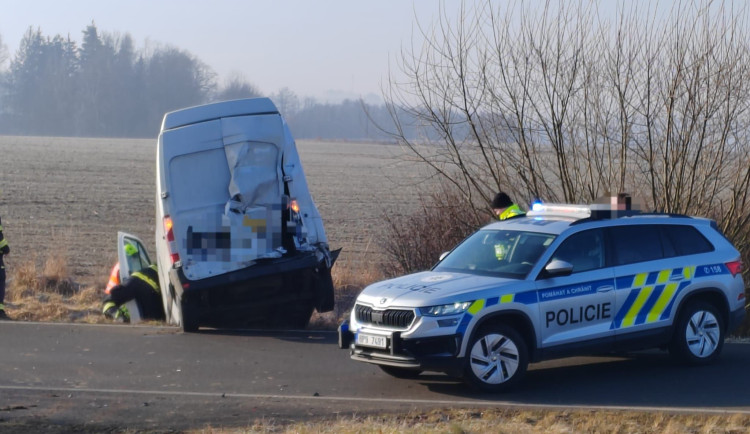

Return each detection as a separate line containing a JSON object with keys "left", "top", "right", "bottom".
{"left": 422, "top": 301, "right": 473, "bottom": 317}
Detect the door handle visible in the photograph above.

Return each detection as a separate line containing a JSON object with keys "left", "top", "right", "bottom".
{"left": 597, "top": 285, "right": 614, "bottom": 293}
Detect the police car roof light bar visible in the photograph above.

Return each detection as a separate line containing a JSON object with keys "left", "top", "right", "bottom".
{"left": 527, "top": 197, "right": 646, "bottom": 223}
{"left": 526, "top": 203, "right": 592, "bottom": 220}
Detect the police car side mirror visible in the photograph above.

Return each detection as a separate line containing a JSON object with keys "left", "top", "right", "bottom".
{"left": 543, "top": 260, "right": 573, "bottom": 278}
{"left": 439, "top": 251, "right": 449, "bottom": 261}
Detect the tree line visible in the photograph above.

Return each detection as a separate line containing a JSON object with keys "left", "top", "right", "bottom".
{"left": 0, "top": 24, "right": 411, "bottom": 140}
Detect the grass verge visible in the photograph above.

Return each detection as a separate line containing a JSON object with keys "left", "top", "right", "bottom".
{"left": 5, "top": 253, "right": 106, "bottom": 323}
{"left": 4, "top": 249, "right": 375, "bottom": 327}
{"left": 191, "top": 408, "right": 750, "bottom": 433}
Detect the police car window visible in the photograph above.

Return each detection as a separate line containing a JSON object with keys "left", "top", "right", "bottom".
{"left": 550, "top": 229, "right": 604, "bottom": 273}
{"left": 663, "top": 225, "right": 714, "bottom": 256}
{"left": 659, "top": 228, "right": 677, "bottom": 258}
{"left": 434, "top": 229, "right": 555, "bottom": 279}
{"left": 610, "top": 225, "right": 663, "bottom": 265}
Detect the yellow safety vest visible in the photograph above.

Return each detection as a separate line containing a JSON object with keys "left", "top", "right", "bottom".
{"left": 498, "top": 204, "right": 524, "bottom": 220}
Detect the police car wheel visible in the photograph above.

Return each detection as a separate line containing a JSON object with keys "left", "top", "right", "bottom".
{"left": 378, "top": 365, "right": 423, "bottom": 379}
{"left": 464, "top": 325, "right": 528, "bottom": 392}
{"left": 669, "top": 301, "right": 724, "bottom": 365}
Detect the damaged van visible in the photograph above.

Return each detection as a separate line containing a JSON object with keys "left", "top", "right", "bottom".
{"left": 119, "top": 98, "right": 338, "bottom": 331}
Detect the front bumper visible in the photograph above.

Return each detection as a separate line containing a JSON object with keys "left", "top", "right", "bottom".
{"left": 338, "top": 321, "right": 464, "bottom": 376}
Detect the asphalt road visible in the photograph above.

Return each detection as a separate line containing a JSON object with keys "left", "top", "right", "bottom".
{"left": 1, "top": 321, "right": 749, "bottom": 431}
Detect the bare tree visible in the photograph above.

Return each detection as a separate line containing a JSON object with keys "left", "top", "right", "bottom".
{"left": 273, "top": 87, "right": 300, "bottom": 117}
{"left": 383, "top": 0, "right": 750, "bottom": 244}
{"left": 214, "top": 72, "right": 261, "bottom": 102}
{"left": 0, "top": 33, "right": 7, "bottom": 67}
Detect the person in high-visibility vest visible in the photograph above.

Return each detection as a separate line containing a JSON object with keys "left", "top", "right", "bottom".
{"left": 0, "top": 215, "right": 10, "bottom": 320}
{"left": 492, "top": 192, "right": 525, "bottom": 220}
{"left": 491, "top": 192, "right": 525, "bottom": 261}
{"left": 102, "top": 264, "right": 164, "bottom": 322}
{"left": 105, "top": 243, "right": 140, "bottom": 294}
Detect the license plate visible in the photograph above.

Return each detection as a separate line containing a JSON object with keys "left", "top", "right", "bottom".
{"left": 356, "top": 332, "right": 388, "bottom": 349}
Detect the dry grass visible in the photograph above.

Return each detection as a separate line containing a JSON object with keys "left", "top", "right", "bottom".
{"left": 191, "top": 408, "right": 750, "bottom": 433}
{"left": 5, "top": 244, "right": 376, "bottom": 327}
{"left": 5, "top": 250, "right": 105, "bottom": 323}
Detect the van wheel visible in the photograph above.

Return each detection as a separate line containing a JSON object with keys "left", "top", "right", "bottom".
{"left": 669, "top": 301, "right": 724, "bottom": 365}
{"left": 288, "top": 302, "right": 314, "bottom": 329}
{"left": 379, "top": 365, "right": 423, "bottom": 379}
{"left": 178, "top": 295, "right": 199, "bottom": 333}
{"left": 463, "top": 325, "right": 528, "bottom": 392}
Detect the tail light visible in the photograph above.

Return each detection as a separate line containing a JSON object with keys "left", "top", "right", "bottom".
{"left": 726, "top": 260, "right": 743, "bottom": 278}
{"left": 289, "top": 199, "right": 300, "bottom": 214}
{"left": 163, "top": 215, "right": 180, "bottom": 265}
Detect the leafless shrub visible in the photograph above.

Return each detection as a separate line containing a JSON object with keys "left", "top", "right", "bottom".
{"left": 384, "top": 0, "right": 749, "bottom": 238}
{"left": 7, "top": 255, "right": 41, "bottom": 301}
{"left": 12, "top": 255, "right": 78, "bottom": 296}
{"left": 380, "top": 183, "right": 485, "bottom": 277}
{"left": 6, "top": 251, "right": 90, "bottom": 321}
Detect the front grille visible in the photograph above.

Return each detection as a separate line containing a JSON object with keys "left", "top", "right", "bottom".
{"left": 355, "top": 304, "right": 415, "bottom": 329}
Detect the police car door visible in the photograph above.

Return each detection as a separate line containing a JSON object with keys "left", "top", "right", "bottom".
{"left": 535, "top": 228, "right": 616, "bottom": 349}
{"left": 608, "top": 225, "right": 685, "bottom": 337}
{"left": 117, "top": 231, "right": 152, "bottom": 279}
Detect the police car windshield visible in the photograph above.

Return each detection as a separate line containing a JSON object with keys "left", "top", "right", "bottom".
{"left": 434, "top": 229, "right": 556, "bottom": 279}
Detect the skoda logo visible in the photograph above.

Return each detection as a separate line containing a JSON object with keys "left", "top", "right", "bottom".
{"left": 380, "top": 298, "right": 388, "bottom": 305}
{"left": 421, "top": 274, "right": 452, "bottom": 283}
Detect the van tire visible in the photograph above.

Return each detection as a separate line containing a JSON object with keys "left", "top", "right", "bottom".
{"left": 314, "top": 267, "right": 335, "bottom": 313}
{"left": 181, "top": 309, "right": 199, "bottom": 333}
{"left": 289, "top": 302, "right": 314, "bottom": 329}
{"left": 177, "top": 295, "right": 199, "bottom": 333}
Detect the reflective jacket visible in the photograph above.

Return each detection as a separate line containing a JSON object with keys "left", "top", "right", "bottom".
{"left": 104, "top": 264, "right": 163, "bottom": 320}
{"left": 105, "top": 262, "right": 120, "bottom": 294}
{"left": 498, "top": 203, "right": 525, "bottom": 220}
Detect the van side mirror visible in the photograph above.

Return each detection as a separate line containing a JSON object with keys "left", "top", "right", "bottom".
{"left": 544, "top": 259, "right": 573, "bottom": 277}
{"left": 439, "top": 251, "right": 449, "bottom": 261}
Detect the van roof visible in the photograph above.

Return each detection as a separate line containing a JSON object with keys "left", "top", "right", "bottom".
{"left": 161, "top": 98, "right": 279, "bottom": 131}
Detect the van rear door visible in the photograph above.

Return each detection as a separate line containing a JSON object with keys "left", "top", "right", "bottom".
{"left": 159, "top": 112, "right": 287, "bottom": 281}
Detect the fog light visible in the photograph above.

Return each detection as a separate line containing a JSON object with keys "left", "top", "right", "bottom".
{"left": 437, "top": 318, "right": 459, "bottom": 327}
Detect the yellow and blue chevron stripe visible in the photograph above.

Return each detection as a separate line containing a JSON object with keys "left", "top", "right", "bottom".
{"left": 611, "top": 266, "right": 695, "bottom": 329}
{"left": 456, "top": 294, "right": 517, "bottom": 335}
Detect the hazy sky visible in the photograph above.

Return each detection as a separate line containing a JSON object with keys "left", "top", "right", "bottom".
{"left": 0, "top": 0, "right": 461, "bottom": 103}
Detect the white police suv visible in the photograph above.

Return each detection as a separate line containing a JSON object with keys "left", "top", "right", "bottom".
{"left": 338, "top": 201, "right": 746, "bottom": 391}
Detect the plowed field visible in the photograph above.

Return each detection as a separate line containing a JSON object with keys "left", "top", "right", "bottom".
{"left": 0, "top": 136, "right": 425, "bottom": 288}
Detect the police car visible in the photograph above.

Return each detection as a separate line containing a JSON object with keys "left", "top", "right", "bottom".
{"left": 338, "top": 200, "right": 746, "bottom": 391}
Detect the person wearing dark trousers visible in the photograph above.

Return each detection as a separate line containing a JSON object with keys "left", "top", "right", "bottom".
{"left": 102, "top": 264, "right": 164, "bottom": 322}
{"left": 0, "top": 215, "right": 10, "bottom": 320}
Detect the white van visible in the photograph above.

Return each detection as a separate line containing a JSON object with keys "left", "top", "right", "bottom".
{"left": 118, "top": 98, "right": 338, "bottom": 331}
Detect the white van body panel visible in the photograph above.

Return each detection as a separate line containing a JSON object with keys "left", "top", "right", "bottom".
{"left": 155, "top": 98, "right": 328, "bottom": 283}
